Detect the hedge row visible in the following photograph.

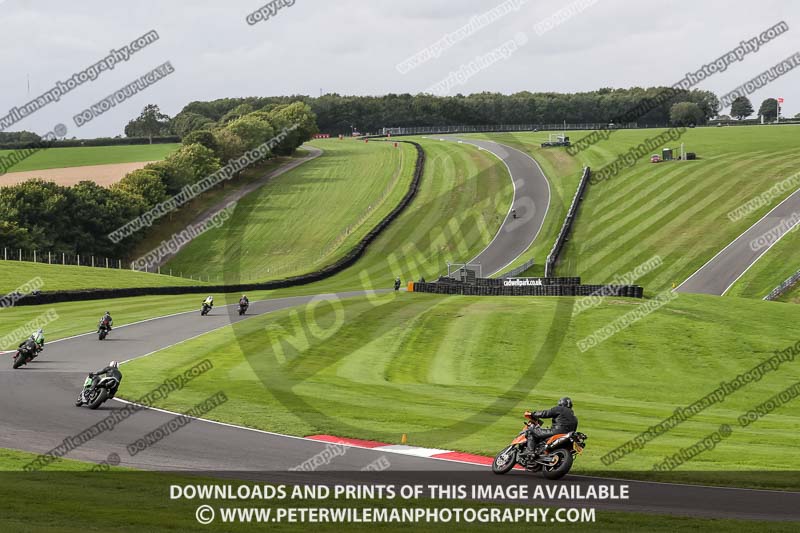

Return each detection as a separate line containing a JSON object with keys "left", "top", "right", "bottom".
{"left": 13, "top": 141, "right": 426, "bottom": 307}
{"left": 0, "top": 136, "right": 181, "bottom": 151}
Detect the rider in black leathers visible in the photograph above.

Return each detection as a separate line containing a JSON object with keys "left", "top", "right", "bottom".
{"left": 82, "top": 361, "right": 123, "bottom": 402}
{"left": 524, "top": 397, "right": 578, "bottom": 455}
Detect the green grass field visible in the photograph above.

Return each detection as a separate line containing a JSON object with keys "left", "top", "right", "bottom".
{"left": 0, "top": 260, "right": 206, "bottom": 294}
{"left": 2, "top": 449, "right": 784, "bottom": 532}
{"left": 117, "top": 291, "right": 800, "bottom": 489}
{"left": 727, "top": 224, "right": 800, "bottom": 299}
{"left": 166, "top": 138, "right": 512, "bottom": 287}
{"left": 165, "top": 139, "right": 417, "bottom": 281}
{"left": 128, "top": 149, "right": 311, "bottom": 266}
{"left": 474, "top": 127, "right": 800, "bottom": 292}
{"left": 0, "top": 143, "right": 179, "bottom": 173}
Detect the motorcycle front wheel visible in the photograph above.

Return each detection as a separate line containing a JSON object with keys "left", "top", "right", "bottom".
{"left": 492, "top": 445, "right": 517, "bottom": 474}
{"left": 88, "top": 389, "right": 108, "bottom": 410}
{"left": 12, "top": 353, "right": 25, "bottom": 369}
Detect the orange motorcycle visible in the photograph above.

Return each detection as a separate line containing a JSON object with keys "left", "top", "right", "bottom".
{"left": 492, "top": 411, "right": 587, "bottom": 480}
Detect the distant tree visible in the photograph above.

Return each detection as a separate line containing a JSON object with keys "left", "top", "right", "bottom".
{"left": 213, "top": 129, "right": 247, "bottom": 163}
{"left": 182, "top": 130, "right": 218, "bottom": 153}
{"left": 144, "top": 161, "right": 191, "bottom": 196}
{"left": 225, "top": 115, "right": 275, "bottom": 151}
{"left": 0, "top": 220, "right": 34, "bottom": 249}
{"left": 170, "top": 111, "right": 215, "bottom": 137}
{"left": 731, "top": 96, "right": 754, "bottom": 120}
{"left": 125, "top": 104, "right": 172, "bottom": 143}
{"left": 670, "top": 102, "right": 705, "bottom": 126}
{"left": 758, "top": 98, "right": 779, "bottom": 121}
{"left": 219, "top": 103, "right": 256, "bottom": 125}
{"left": 113, "top": 169, "right": 167, "bottom": 207}
{"left": 795, "top": 112, "right": 800, "bottom": 119}
{"left": 166, "top": 144, "right": 222, "bottom": 183}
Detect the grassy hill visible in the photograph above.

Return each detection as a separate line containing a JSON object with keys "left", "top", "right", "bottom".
{"left": 166, "top": 138, "right": 513, "bottom": 287}
{"left": 477, "top": 126, "right": 800, "bottom": 291}
{"left": 119, "top": 291, "right": 800, "bottom": 488}
{"left": 0, "top": 144, "right": 179, "bottom": 173}
{"left": 0, "top": 261, "right": 205, "bottom": 294}
{"left": 165, "top": 139, "right": 417, "bottom": 281}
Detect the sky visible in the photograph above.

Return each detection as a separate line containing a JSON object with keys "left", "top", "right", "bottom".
{"left": 1, "top": 0, "right": 798, "bottom": 138}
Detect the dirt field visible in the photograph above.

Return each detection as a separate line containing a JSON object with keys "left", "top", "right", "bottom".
{"left": 0, "top": 161, "right": 158, "bottom": 187}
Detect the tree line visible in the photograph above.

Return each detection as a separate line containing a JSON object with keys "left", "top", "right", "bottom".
{"left": 170, "top": 88, "right": 721, "bottom": 135}
{"left": 0, "top": 102, "right": 317, "bottom": 259}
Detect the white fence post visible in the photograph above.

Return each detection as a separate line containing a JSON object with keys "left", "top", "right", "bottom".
{"left": 33, "top": 250, "right": 36, "bottom": 262}
{"left": 77, "top": 254, "right": 80, "bottom": 266}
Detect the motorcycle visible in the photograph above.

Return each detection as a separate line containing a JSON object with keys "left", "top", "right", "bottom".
{"left": 98, "top": 320, "right": 111, "bottom": 340}
{"left": 201, "top": 302, "right": 212, "bottom": 316}
{"left": 238, "top": 301, "right": 249, "bottom": 316}
{"left": 12, "top": 343, "right": 38, "bottom": 369}
{"left": 492, "top": 411, "right": 587, "bottom": 480}
{"left": 75, "top": 375, "right": 119, "bottom": 409}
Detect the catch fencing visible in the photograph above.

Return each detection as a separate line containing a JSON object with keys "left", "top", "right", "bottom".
{"left": 2, "top": 249, "right": 125, "bottom": 270}
{"left": 381, "top": 123, "right": 641, "bottom": 136}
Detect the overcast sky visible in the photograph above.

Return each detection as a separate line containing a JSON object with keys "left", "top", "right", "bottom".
{"left": 1, "top": 0, "right": 798, "bottom": 137}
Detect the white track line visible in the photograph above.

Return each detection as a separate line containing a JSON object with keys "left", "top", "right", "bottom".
{"left": 676, "top": 187, "right": 800, "bottom": 294}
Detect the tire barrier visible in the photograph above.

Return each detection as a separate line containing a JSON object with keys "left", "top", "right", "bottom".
{"left": 11, "top": 141, "right": 427, "bottom": 307}
{"left": 545, "top": 166, "right": 591, "bottom": 277}
{"left": 415, "top": 281, "right": 643, "bottom": 298}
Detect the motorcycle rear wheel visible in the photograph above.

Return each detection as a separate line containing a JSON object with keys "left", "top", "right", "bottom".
{"left": 492, "top": 445, "right": 517, "bottom": 474}
{"left": 542, "top": 448, "right": 573, "bottom": 480}
{"left": 12, "top": 353, "right": 25, "bottom": 369}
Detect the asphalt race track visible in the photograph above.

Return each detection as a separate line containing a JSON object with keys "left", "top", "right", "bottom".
{"left": 2, "top": 141, "right": 800, "bottom": 520}
{"left": 443, "top": 137, "right": 550, "bottom": 277}
{"left": 676, "top": 187, "right": 800, "bottom": 295}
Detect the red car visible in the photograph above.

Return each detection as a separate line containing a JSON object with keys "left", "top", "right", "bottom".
{"left": 650, "top": 154, "right": 661, "bottom": 163}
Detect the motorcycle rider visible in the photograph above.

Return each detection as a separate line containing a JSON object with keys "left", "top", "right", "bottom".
{"left": 203, "top": 295, "right": 214, "bottom": 309}
{"left": 81, "top": 361, "right": 123, "bottom": 402}
{"left": 394, "top": 278, "right": 401, "bottom": 291}
{"left": 18, "top": 328, "right": 45, "bottom": 358}
{"left": 523, "top": 397, "right": 578, "bottom": 456}
{"left": 98, "top": 311, "right": 113, "bottom": 331}
{"left": 239, "top": 294, "right": 249, "bottom": 307}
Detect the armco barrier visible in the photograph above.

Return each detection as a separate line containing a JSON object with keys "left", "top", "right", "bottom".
{"left": 414, "top": 281, "right": 642, "bottom": 298}
{"left": 545, "top": 167, "right": 591, "bottom": 277}
{"left": 500, "top": 258, "right": 535, "bottom": 278}
{"left": 12, "top": 141, "right": 426, "bottom": 307}
{"left": 764, "top": 267, "right": 800, "bottom": 301}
